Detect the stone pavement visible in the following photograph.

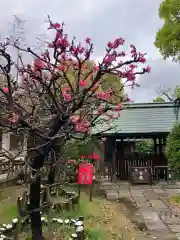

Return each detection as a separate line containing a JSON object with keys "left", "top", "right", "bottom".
{"left": 99, "top": 179, "right": 180, "bottom": 239}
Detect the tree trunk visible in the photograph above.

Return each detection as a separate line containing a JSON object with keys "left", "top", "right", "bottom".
{"left": 48, "top": 149, "right": 56, "bottom": 185}
{"left": 28, "top": 113, "right": 68, "bottom": 239}
{"left": 48, "top": 166, "right": 56, "bottom": 185}
{"left": 47, "top": 139, "right": 64, "bottom": 185}
{"left": 29, "top": 174, "right": 43, "bottom": 240}
{"left": 29, "top": 143, "right": 55, "bottom": 239}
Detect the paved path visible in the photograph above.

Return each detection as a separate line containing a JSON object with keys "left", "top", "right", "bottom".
{"left": 99, "top": 179, "right": 180, "bottom": 239}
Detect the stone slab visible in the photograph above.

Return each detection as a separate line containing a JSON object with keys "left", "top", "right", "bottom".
{"left": 140, "top": 210, "right": 168, "bottom": 231}
{"left": 150, "top": 230, "right": 175, "bottom": 240}
{"left": 165, "top": 189, "right": 177, "bottom": 196}
{"left": 150, "top": 200, "right": 168, "bottom": 212}
{"left": 165, "top": 184, "right": 180, "bottom": 189}
{"left": 118, "top": 189, "right": 131, "bottom": 198}
{"left": 106, "top": 192, "right": 118, "bottom": 199}
{"left": 153, "top": 188, "right": 166, "bottom": 194}
{"left": 130, "top": 189, "right": 144, "bottom": 198}
{"left": 168, "top": 225, "right": 180, "bottom": 233}
{"left": 165, "top": 188, "right": 178, "bottom": 195}
{"left": 106, "top": 189, "right": 131, "bottom": 199}
{"left": 160, "top": 211, "right": 180, "bottom": 225}
{"left": 153, "top": 189, "right": 169, "bottom": 198}
{"left": 116, "top": 181, "right": 130, "bottom": 187}
{"left": 134, "top": 199, "right": 149, "bottom": 208}
{"left": 143, "top": 190, "right": 160, "bottom": 200}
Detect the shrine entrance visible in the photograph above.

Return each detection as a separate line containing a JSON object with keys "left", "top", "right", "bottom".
{"left": 97, "top": 102, "right": 180, "bottom": 183}
{"left": 104, "top": 134, "right": 168, "bottom": 182}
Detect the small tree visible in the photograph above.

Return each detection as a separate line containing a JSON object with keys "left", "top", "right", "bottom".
{"left": 63, "top": 136, "right": 101, "bottom": 159}
{"left": 153, "top": 96, "right": 165, "bottom": 103}
{"left": 165, "top": 123, "right": 180, "bottom": 179}
{"left": 154, "top": 86, "right": 180, "bottom": 102}
{"left": 0, "top": 16, "right": 150, "bottom": 239}
{"left": 135, "top": 139, "right": 154, "bottom": 153}
{"left": 155, "top": 0, "right": 180, "bottom": 61}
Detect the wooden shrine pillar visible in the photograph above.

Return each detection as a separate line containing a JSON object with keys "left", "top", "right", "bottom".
{"left": 104, "top": 136, "right": 114, "bottom": 178}
{"left": 153, "top": 137, "right": 157, "bottom": 153}
{"left": 162, "top": 136, "right": 166, "bottom": 150}
{"left": 104, "top": 137, "right": 116, "bottom": 182}
{"left": 158, "top": 137, "right": 162, "bottom": 153}
{"left": 111, "top": 137, "right": 117, "bottom": 182}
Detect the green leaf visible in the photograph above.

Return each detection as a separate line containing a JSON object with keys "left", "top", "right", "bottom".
{"left": 155, "top": 0, "right": 180, "bottom": 61}
{"left": 165, "top": 122, "right": 180, "bottom": 178}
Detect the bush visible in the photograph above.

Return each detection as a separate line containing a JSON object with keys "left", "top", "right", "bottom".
{"left": 135, "top": 139, "right": 153, "bottom": 153}
{"left": 165, "top": 123, "right": 180, "bottom": 179}
{"left": 169, "top": 194, "right": 180, "bottom": 204}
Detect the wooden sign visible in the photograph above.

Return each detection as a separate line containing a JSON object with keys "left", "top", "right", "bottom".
{"left": 130, "top": 166, "right": 152, "bottom": 185}
{"left": 78, "top": 163, "right": 93, "bottom": 185}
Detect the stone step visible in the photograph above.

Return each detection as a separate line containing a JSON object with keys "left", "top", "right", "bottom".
{"left": 159, "top": 210, "right": 180, "bottom": 225}
{"left": 150, "top": 199, "right": 168, "bottom": 213}
{"left": 165, "top": 189, "right": 178, "bottom": 196}
{"left": 106, "top": 192, "right": 119, "bottom": 200}
{"left": 143, "top": 190, "right": 160, "bottom": 200}
{"left": 100, "top": 181, "right": 180, "bottom": 239}
{"left": 150, "top": 230, "right": 177, "bottom": 240}
{"left": 130, "top": 189, "right": 144, "bottom": 198}
{"left": 106, "top": 189, "right": 131, "bottom": 199}
{"left": 141, "top": 210, "right": 168, "bottom": 231}
{"left": 168, "top": 225, "right": 180, "bottom": 233}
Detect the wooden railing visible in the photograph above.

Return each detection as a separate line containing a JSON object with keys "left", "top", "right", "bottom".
{"left": 0, "top": 182, "right": 83, "bottom": 239}
{"left": 17, "top": 182, "right": 79, "bottom": 216}
{"left": 0, "top": 160, "right": 26, "bottom": 184}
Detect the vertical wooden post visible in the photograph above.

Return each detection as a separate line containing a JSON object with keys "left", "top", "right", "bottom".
{"left": 107, "top": 137, "right": 113, "bottom": 182}
{"left": 78, "top": 184, "right": 81, "bottom": 198}
{"left": 14, "top": 196, "right": 22, "bottom": 240}
{"left": 159, "top": 137, "right": 162, "bottom": 153}
{"left": 153, "top": 137, "right": 157, "bottom": 153}
{"left": 89, "top": 181, "right": 93, "bottom": 202}
{"left": 111, "top": 138, "right": 117, "bottom": 182}
{"left": 77, "top": 163, "right": 81, "bottom": 198}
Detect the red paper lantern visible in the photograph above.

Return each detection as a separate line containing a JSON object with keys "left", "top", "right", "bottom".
{"left": 78, "top": 163, "right": 93, "bottom": 185}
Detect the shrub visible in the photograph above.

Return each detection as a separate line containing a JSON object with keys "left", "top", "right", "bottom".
{"left": 165, "top": 123, "right": 180, "bottom": 179}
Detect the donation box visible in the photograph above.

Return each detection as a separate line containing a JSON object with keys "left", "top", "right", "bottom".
{"left": 78, "top": 163, "right": 93, "bottom": 185}
{"left": 130, "top": 166, "right": 152, "bottom": 185}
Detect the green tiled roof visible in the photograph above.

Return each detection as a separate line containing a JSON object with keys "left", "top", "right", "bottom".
{"left": 92, "top": 102, "right": 180, "bottom": 135}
